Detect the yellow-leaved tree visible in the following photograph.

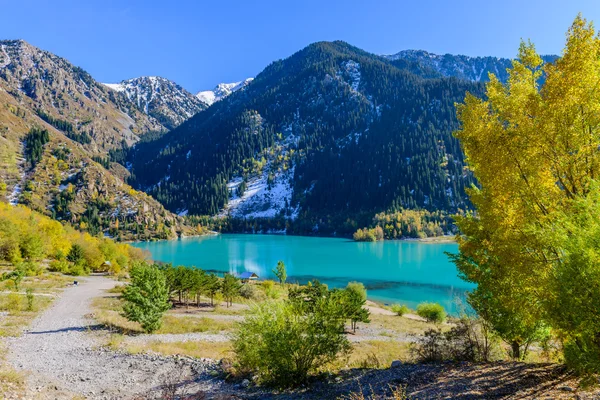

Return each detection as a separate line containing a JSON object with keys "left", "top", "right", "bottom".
{"left": 451, "top": 15, "right": 600, "bottom": 371}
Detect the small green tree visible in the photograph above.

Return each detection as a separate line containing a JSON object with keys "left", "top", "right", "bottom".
{"left": 19, "top": 232, "right": 44, "bottom": 261}
{"left": 272, "top": 260, "right": 287, "bottom": 285}
{"left": 26, "top": 288, "right": 34, "bottom": 311}
{"left": 122, "top": 264, "right": 170, "bottom": 333}
{"left": 338, "top": 282, "right": 370, "bottom": 333}
{"left": 2, "top": 264, "right": 26, "bottom": 291}
{"left": 204, "top": 273, "right": 221, "bottom": 306}
{"left": 391, "top": 304, "right": 410, "bottom": 316}
{"left": 221, "top": 273, "right": 242, "bottom": 307}
{"left": 67, "top": 244, "right": 85, "bottom": 264}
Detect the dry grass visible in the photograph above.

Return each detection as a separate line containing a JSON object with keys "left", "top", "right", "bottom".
{"left": 93, "top": 295, "right": 237, "bottom": 335}
{"left": 0, "top": 345, "right": 25, "bottom": 397}
{"left": 369, "top": 314, "right": 442, "bottom": 336}
{"left": 126, "top": 341, "right": 233, "bottom": 359}
{"left": 329, "top": 340, "right": 412, "bottom": 371}
{"left": 340, "top": 383, "right": 408, "bottom": 400}
{"left": 0, "top": 272, "right": 71, "bottom": 337}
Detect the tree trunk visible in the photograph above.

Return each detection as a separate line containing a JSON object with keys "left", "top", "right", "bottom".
{"left": 511, "top": 341, "right": 521, "bottom": 360}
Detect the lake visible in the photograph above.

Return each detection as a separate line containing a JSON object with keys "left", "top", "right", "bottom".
{"left": 133, "top": 234, "right": 473, "bottom": 314}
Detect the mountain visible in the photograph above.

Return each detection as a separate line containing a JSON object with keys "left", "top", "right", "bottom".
{"left": 128, "top": 41, "right": 491, "bottom": 235}
{"left": 0, "top": 40, "right": 163, "bottom": 153}
{"left": 196, "top": 78, "right": 254, "bottom": 106}
{"left": 0, "top": 39, "right": 199, "bottom": 240}
{"left": 103, "top": 76, "right": 206, "bottom": 130}
{"left": 385, "top": 50, "right": 558, "bottom": 83}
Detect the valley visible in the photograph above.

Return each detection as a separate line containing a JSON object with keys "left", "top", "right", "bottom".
{"left": 3, "top": 10, "right": 599, "bottom": 398}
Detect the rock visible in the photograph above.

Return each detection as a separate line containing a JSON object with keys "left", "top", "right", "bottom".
{"left": 391, "top": 360, "right": 403, "bottom": 368}
{"left": 241, "top": 379, "right": 250, "bottom": 388}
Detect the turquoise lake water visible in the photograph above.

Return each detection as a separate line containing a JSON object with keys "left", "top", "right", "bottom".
{"left": 132, "top": 234, "right": 473, "bottom": 314}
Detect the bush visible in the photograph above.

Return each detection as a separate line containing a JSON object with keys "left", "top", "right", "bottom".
{"left": 48, "top": 259, "right": 70, "bottom": 273}
{"left": 67, "top": 263, "right": 88, "bottom": 276}
{"left": 233, "top": 299, "right": 351, "bottom": 388}
{"left": 239, "top": 284, "right": 261, "bottom": 300}
{"left": 391, "top": 304, "right": 410, "bottom": 316}
{"left": 411, "top": 317, "right": 500, "bottom": 363}
{"left": 416, "top": 303, "right": 446, "bottom": 323}
{"left": 6, "top": 293, "right": 23, "bottom": 312}
{"left": 26, "top": 289, "right": 34, "bottom": 311}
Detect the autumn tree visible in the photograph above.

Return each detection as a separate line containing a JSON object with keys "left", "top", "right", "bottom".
{"left": 451, "top": 16, "right": 600, "bottom": 369}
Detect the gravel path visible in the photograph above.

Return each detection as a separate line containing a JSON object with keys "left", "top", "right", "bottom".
{"left": 6, "top": 276, "right": 233, "bottom": 399}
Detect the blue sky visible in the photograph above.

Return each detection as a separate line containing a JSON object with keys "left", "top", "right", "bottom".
{"left": 1, "top": 0, "right": 599, "bottom": 92}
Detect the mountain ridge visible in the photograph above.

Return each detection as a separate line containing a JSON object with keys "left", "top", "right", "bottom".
{"left": 0, "top": 39, "right": 199, "bottom": 240}
{"left": 102, "top": 76, "right": 206, "bottom": 130}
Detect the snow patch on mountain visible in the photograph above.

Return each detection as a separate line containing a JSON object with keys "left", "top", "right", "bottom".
{"left": 221, "top": 165, "right": 295, "bottom": 219}
{"left": 103, "top": 76, "right": 206, "bottom": 129}
{"left": 196, "top": 78, "right": 254, "bottom": 106}
{"left": 0, "top": 45, "right": 12, "bottom": 69}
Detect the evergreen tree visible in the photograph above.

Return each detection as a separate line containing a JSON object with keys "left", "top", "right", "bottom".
{"left": 122, "top": 264, "right": 170, "bottom": 333}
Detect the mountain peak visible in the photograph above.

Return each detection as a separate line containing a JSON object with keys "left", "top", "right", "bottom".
{"left": 103, "top": 76, "right": 206, "bottom": 129}
{"left": 195, "top": 78, "right": 254, "bottom": 106}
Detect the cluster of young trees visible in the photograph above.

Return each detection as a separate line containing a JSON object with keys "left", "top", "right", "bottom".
{"left": 122, "top": 263, "right": 250, "bottom": 332}
{"left": 234, "top": 279, "right": 370, "bottom": 388}
{"left": 24, "top": 127, "right": 49, "bottom": 168}
{"left": 451, "top": 17, "right": 600, "bottom": 373}
{"left": 0, "top": 203, "right": 145, "bottom": 276}
{"left": 158, "top": 264, "right": 241, "bottom": 308}
{"left": 371, "top": 209, "right": 454, "bottom": 239}
{"left": 353, "top": 226, "right": 384, "bottom": 242}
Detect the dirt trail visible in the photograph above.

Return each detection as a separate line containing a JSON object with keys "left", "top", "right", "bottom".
{"left": 6, "top": 276, "right": 226, "bottom": 399}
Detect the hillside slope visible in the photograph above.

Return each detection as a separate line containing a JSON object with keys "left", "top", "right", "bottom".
{"left": 0, "top": 40, "right": 199, "bottom": 240}
{"left": 386, "top": 49, "right": 557, "bottom": 82}
{"left": 129, "top": 41, "right": 489, "bottom": 234}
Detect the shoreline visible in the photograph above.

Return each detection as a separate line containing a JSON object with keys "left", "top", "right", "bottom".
{"left": 131, "top": 231, "right": 457, "bottom": 243}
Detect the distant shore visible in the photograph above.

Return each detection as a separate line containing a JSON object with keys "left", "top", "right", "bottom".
{"left": 411, "top": 235, "right": 456, "bottom": 243}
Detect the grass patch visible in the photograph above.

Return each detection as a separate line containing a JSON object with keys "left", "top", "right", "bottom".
{"left": 0, "top": 272, "right": 70, "bottom": 337}
{"left": 93, "top": 295, "right": 237, "bottom": 334}
{"left": 330, "top": 340, "right": 412, "bottom": 371}
{"left": 369, "top": 314, "right": 439, "bottom": 336}
{"left": 126, "top": 341, "right": 233, "bottom": 359}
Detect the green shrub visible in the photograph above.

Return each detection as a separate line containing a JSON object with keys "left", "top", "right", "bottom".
{"left": 239, "top": 284, "right": 260, "bottom": 300}
{"left": 26, "top": 289, "right": 34, "bottom": 311}
{"left": 6, "top": 293, "right": 22, "bottom": 312}
{"left": 416, "top": 303, "right": 446, "bottom": 323}
{"left": 67, "top": 263, "right": 88, "bottom": 276}
{"left": 391, "top": 304, "right": 410, "bottom": 316}
{"left": 233, "top": 299, "right": 351, "bottom": 388}
{"left": 48, "top": 259, "right": 70, "bottom": 273}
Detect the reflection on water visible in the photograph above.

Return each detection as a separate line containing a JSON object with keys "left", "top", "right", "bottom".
{"left": 133, "top": 234, "right": 473, "bottom": 314}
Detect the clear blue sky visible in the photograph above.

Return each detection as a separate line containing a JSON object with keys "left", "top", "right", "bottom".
{"left": 1, "top": 0, "right": 599, "bottom": 93}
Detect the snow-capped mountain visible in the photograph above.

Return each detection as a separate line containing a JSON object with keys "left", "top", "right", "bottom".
{"left": 103, "top": 76, "right": 206, "bottom": 129}
{"left": 385, "top": 50, "right": 557, "bottom": 83}
{"left": 195, "top": 78, "right": 254, "bottom": 106}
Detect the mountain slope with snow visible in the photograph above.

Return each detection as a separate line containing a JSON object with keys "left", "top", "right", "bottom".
{"left": 196, "top": 78, "right": 253, "bottom": 106}
{"left": 385, "top": 50, "right": 557, "bottom": 82}
{"left": 129, "top": 41, "right": 486, "bottom": 235}
{"left": 103, "top": 76, "right": 206, "bottom": 129}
